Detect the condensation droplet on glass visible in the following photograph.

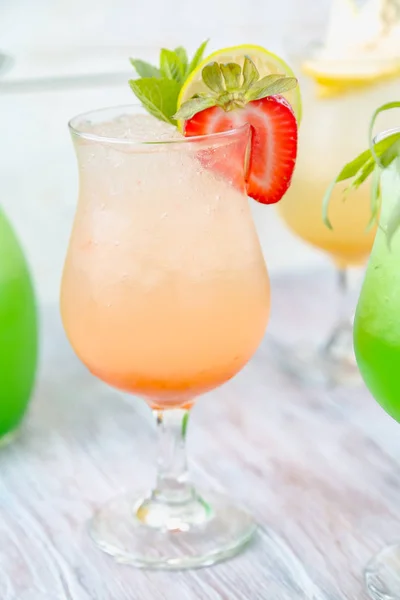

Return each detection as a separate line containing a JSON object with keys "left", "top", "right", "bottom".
{"left": 114, "top": 240, "right": 120, "bottom": 246}
{"left": 100, "top": 202, "right": 106, "bottom": 211}
{"left": 106, "top": 303, "right": 112, "bottom": 308}
{"left": 122, "top": 273, "right": 128, "bottom": 280}
{"left": 160, "top": 212, "right": 168, "bottom": 220}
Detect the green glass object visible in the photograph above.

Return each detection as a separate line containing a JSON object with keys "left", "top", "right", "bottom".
{"left": 0, "top": 208, "right": 38, "bottom": 441}
{"left": 354, "top": 161, "right": 400, "bottom": 422}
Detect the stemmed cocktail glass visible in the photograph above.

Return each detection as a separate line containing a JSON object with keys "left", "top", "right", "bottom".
{"left": 60, "top": 106, "right": 270, "bottom": 569}
{"left": 275, "top": 0, "right": 400, "bottom": 386}
{"left": 353, "top": 128, "right": 400, "bottom": 599}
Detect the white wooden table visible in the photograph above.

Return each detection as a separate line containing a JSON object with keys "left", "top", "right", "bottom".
{"left": 2, "top": 270, "right": 400, "bottom": 600}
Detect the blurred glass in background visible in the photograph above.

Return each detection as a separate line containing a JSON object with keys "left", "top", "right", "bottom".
{"left": 273, "top": 0, "right": 400, "bottom": 387}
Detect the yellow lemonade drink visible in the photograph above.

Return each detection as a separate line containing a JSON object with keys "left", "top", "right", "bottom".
{"left": 61, "top": 112, "right": 270, "bottom": 409}
{"left": 278, "top": 0, "right": 400, "bottom": 267}
{"left": 277, "top": 73, "right": 400, "bottom": 268}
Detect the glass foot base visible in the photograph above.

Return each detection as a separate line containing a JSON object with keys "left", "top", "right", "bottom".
{"left": 89, "top": 490, "right": 256, "bottom": 570}
{"left": 365, "top": 544, "right": 400, "bottom": 600}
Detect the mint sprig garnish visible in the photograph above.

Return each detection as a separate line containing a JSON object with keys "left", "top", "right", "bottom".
{"left": 323, "top": 102, "right": 400, "bottom": 245}
{"left": 129, "top": 41, "right": 209, "bottom": 125}
{"left": 174, "top": 57, "right": 297, "bottom": 120}
{"left": 129, "top": 78, "right": 181, "bottom": 125}
{"left": 129, "top": 59, "right": 161, "bottom": 79}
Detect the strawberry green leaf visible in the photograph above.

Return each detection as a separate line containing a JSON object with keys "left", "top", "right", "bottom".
{"left": 247, "top": 75, "right": 297, "bottom": 101}
{"left": 187, "top": 40, "right": 209, "bottom": 76}
{"left": 130, "top": 58, "right": 161, "bottom": 78}
{"left": 242, "top": 56, "right": 259, "bottom": 90}
{"left": 160, "top": 48, "right": 185, "bottom": 83}
{"left": 174, "top": 96, "right": 217, "bottom": 120}
{"left": 202, "top": 62, "right": 225, "bottom": 94}
{"left": 220, "top": 63, "right": 241, "bottom": 91}
{"left": 129, "top": 77, "right": 180, "bottom": 124}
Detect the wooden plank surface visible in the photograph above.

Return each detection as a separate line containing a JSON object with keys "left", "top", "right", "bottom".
{"left": 1, "top": 270, "right": 400, "bottom": 600}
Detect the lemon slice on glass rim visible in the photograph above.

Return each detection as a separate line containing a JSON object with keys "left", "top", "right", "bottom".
{"left": 177, "top": 44, "right": 302, "bottom": 130}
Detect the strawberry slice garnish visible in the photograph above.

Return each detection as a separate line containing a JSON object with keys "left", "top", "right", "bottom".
{"left": 174, "top": 57, "right": 298, "bottom": 205}
{"left": 183, "top": 95, "right": 297, "bottom": 204}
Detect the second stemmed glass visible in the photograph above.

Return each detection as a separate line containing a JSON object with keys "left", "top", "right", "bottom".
{"left": 353, "top": 131, "right": 400, "bottom": 600}
{"left": 274, "top": 48, "right": 400, "bottom": 387}
{"left": 60, "top": 106, "right": 270, "bottom": 570}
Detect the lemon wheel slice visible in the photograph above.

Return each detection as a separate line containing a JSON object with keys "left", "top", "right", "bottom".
{"left": 302, "top": 58, "right": 400, "bottom": 87}
{"left": 177, "top": 44, "right": 302, "bottom": 130}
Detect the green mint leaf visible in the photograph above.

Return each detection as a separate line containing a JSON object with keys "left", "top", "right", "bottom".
{"left": 174, "top": 46, "right": 188, "bottom": 71}
{"left": 174, "top": 96, "right": 217, "bottom": 120}
{"left": 334, "top": 148, "right": 373, "bottom": 182}
{"left": 368, "top": 101, "right": 400, "bottom": 165}
{"left": 129, "top": 58, "right": 161, "bottom": 78}
{"left": 324, "top": 101, "right": 400, "bottom": 236}
{"left": 323, "top": 131, "right": 400, "bottom": 229}
{"left": 187, "top": 39, "right": 209, "bottom": 77}
{"left": 322, "top": 157, "right": 375, "bottom": 229}
{"left": 247, "top": 75, "right": 297, "bottom": 101}
{"left": 367, "top": 164, "right": 382, "bottom": 231}
{"left": 322, "top": 179, "right": 337, "bottom": 229}
{"left": 345, "top": 156, "right": 376, "bottom": 193}
{"left": 202, "top": 62, "right": 225, "bottom": 94}
{"left": 129, "top": 77, "right": 180, "bottom": 124}
{"left": 242, "top": 56, "right": 259, "bottom": 90}
{"left": 160, "top": 48, "right": 185, "bottom": 83}
{"left": 333, "top": 132, "right": 400, "bottom": 182}
{"left": 220, "top": 63, "right": 241, "bottom": 91}
{"left": 380, "top": 137, "right": 400, "bottom": 168}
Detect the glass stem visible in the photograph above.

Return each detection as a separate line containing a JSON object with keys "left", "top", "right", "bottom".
{"left": 153, "top": 408, "right": 194, "bottom": 505}
{"left": 337, "top": 267, "right": 352, "bottom": 325}
{"left": 336, "top": 266, "right": 365, "bottom": 325}
{"left": 323, "top": 266, "right": 364, "bottom": 358}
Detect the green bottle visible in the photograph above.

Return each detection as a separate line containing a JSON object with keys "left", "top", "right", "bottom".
{"left": 0, "top": 208, "right": 38, "bottom": 441}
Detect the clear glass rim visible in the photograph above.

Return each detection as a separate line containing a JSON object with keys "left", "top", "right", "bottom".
{"left": 374, "top": 127, "right": 400, "bottom": 144}
{"left": 68, "top": 104, "right": 249, "bottom": 147}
